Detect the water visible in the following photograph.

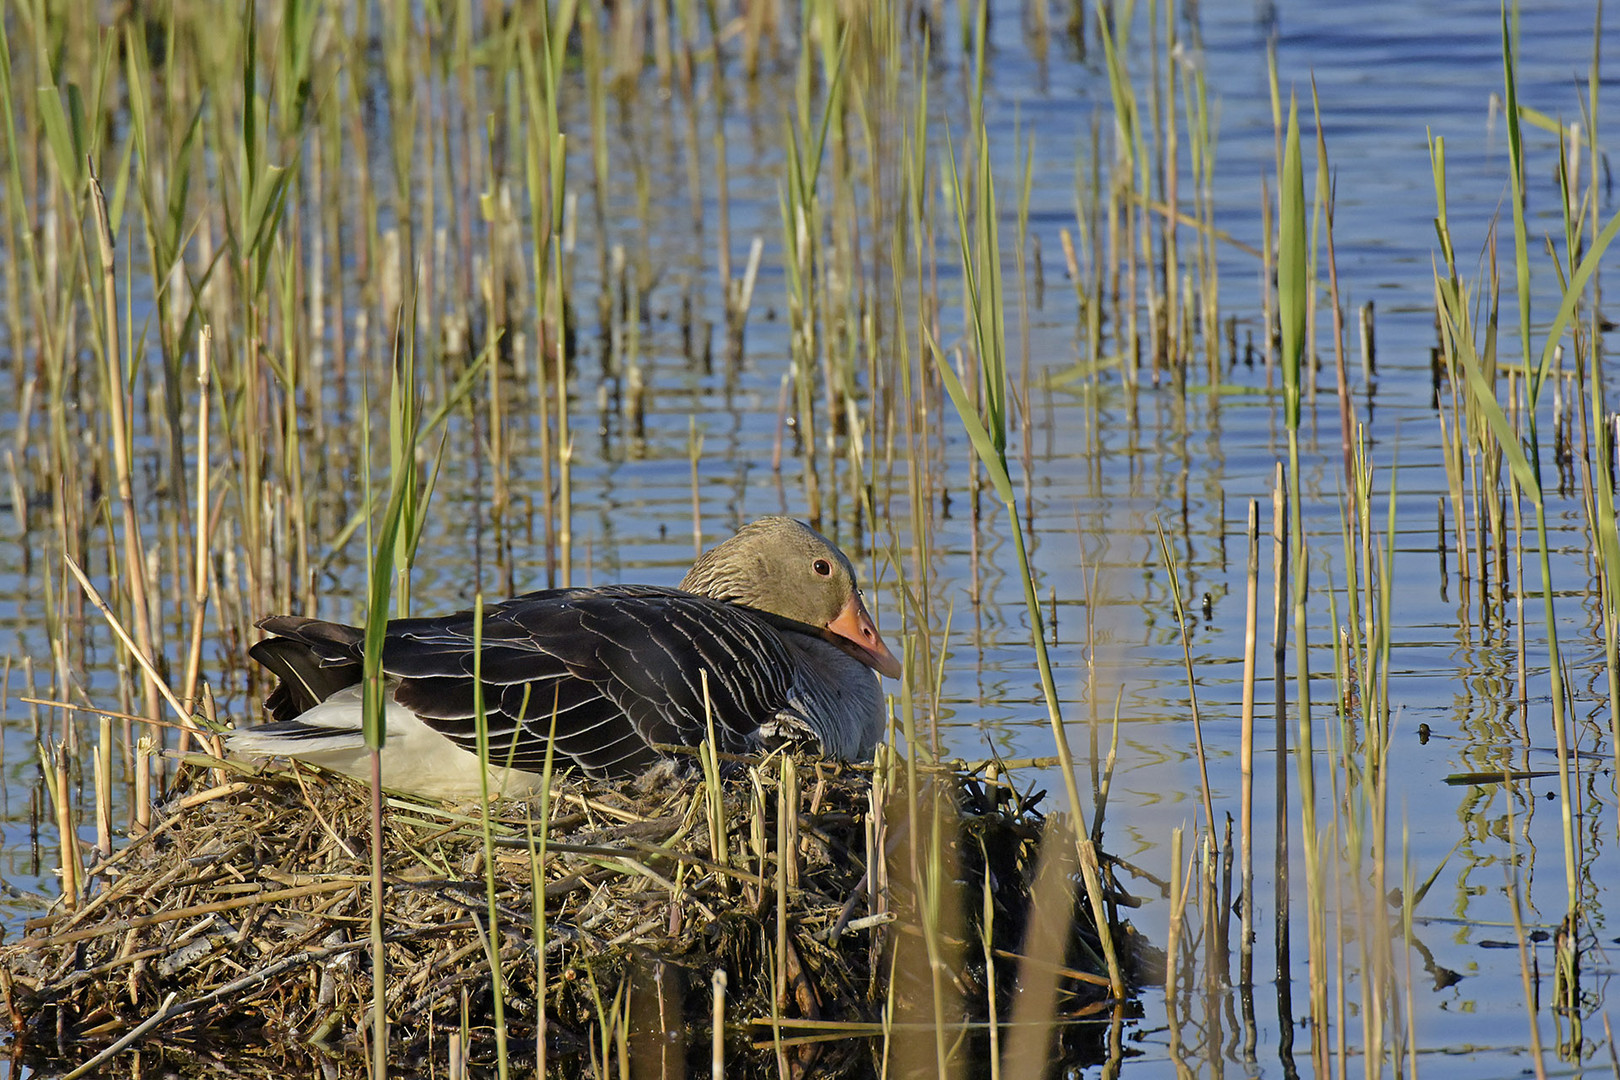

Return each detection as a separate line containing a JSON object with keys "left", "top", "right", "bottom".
{"left": 1, "top": 0, "right": 1617, "bottom": 1075}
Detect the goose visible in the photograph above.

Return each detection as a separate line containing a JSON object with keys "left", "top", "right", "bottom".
{"left": 227, "top": 516, "right": 902, "bottom": 799}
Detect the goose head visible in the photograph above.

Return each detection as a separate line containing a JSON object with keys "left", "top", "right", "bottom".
{"left": 681, "top": 517, "right": 903, "bottom": 679}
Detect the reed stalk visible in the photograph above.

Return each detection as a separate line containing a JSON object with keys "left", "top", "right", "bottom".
{"left": 930, "top": 90, "right": 1124, "bottom": 996}
{"left": 1001, "top": 815, "right": 1081, "bottom": 1078}
{"left": 1435, "top": 21, "right": 1620, "bottom": 943}
{"left": 356, "top": 314, "right": 433, "bottom": 1075}
{"left": 43, "top": 744, "right": 78, "bottom": 911}
{"left": 470, "top": 597, "right": 510, "bottom": 1079}
{"left": 1154, "top": 519, "right": 1216, "bottom": 839}
{"left": 711, "top": 968, "right": 727, "bottom": 1079}
{"left": 88, "top": 167, "right": 164, "bottom": 741}
{"left": 1275, "top": 89, "right": 1328, "bottom": 1058}
{"left": 1239, "top": 500, "right": 1259, "bottom": 993}
{"left": 181, "top": 327, "right": 214, "bottom": 716}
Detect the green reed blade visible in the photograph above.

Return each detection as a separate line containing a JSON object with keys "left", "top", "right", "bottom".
{"left": 1277, "top": 96, "right": 1305, "bottom": 432}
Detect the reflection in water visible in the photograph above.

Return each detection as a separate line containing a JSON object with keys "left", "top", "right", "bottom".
{"left": 0, "top": 0, "right": 1614, "bottom": 1076}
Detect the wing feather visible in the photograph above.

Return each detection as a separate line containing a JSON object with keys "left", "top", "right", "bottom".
{"left": 251, "top": 585, "right": 807, "bottom": 778}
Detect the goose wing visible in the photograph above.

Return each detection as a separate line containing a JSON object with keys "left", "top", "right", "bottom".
{"left": 379, "top": 585, "right": 801, "bottom": 776}
{"left": 251, "top": 617, "right": 364, "bottom": 721}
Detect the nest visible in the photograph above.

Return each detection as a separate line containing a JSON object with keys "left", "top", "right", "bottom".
{"left": 1, "top": 751, "right": 1154, "bottom": 1077}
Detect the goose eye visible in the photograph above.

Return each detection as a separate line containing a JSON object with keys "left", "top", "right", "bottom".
{"left": 813, "top": 558, "right": 833, "bottom": 577}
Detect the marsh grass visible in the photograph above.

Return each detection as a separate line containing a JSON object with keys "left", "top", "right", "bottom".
{"left": 1426, "top": 15, "right": 1620, "bottom": 1060}
{"left": 2, "top": 0, "right": 1617, "bottom": 1076}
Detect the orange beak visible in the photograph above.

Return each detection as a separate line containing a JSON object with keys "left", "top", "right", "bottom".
{"left": 827, "top": 594, "right": 903, "bottom": 678}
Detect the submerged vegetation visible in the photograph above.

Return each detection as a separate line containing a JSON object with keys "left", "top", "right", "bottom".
{"left": 0, "top": 0, "right": 1615, "bottom": 1076}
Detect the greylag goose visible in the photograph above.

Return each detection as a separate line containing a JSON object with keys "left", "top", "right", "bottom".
{"left": 227, "top": 517, "right": 901, "bottom": 799}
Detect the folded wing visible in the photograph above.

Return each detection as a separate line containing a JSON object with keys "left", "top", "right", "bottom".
{"left": 253, "top": 585, "right": 801, "bottom": 777}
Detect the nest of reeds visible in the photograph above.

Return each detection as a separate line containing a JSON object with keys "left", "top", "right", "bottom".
{"left": 0, "top": 751, "right": 1157, "bottom": 1077}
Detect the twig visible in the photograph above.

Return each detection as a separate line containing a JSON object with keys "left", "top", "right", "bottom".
{"left": 47, "top": 782, "right": 253, "bottom": 916}
{"left": 60, "top": 990, "right": 179, "bottom": 1080}
{"left": 63, "top": 554, "right": 213, "bottom": 754}
{"left": 290, "top": 764, "right": 360, "bottom": 859}
{"left": 26, "top": 880, "right": 355, "bottom": 950}
{"left": 165, "top": 940, "right": 370, "bottom": 1019}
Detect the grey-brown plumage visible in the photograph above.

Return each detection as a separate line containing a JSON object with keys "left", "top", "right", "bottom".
{"left": 229, "top": 517, "right": 901, "bottom": 796}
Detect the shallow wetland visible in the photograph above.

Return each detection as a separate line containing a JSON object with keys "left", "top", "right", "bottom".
{"left": 1, "top": 0, "right": 1618, "bottom": 1076}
